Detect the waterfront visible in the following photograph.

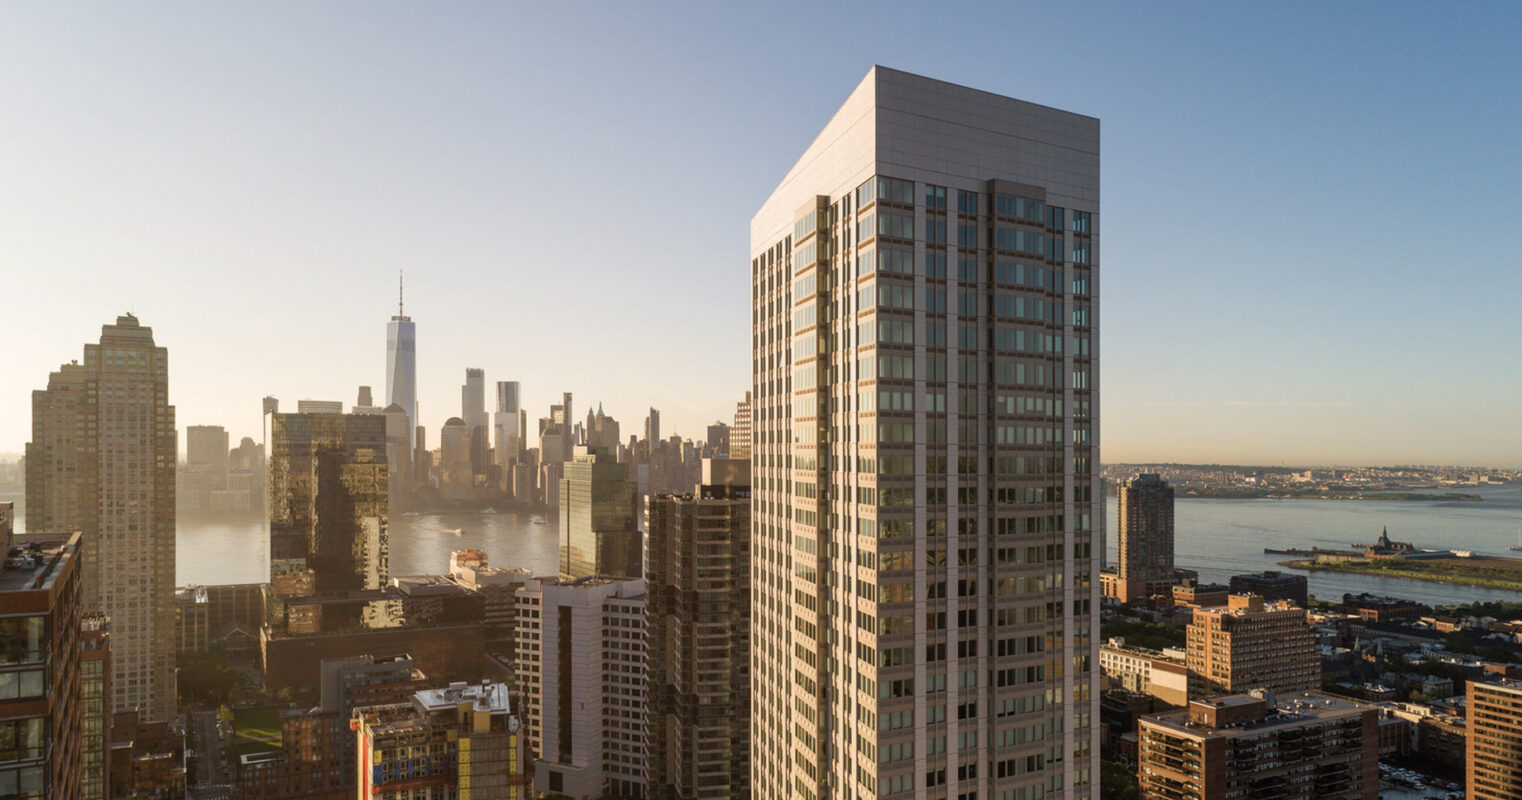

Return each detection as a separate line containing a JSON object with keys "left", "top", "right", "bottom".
{"left": 38, "top": 481, "right": 1518, "bottom": 608}
{"left": 1108, "top": 482, "right": 1522, "bottom": 607}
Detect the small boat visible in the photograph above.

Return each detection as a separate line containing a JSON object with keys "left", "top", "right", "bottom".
{"left": 1509, "top": 530, "right": 1522, "bottom": 552}
{"left": 532, "top": 516, "right": 547, "bottom": 526}
{"left": 444, "top": 527, "right": 463, "bottom": 536}
{"left": 480, "top": 508, "right": 497, "bottom": 514}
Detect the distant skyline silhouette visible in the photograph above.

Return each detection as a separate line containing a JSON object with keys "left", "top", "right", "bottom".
{"left": 3, "top": 3, "right": 1519, "bottom": 466}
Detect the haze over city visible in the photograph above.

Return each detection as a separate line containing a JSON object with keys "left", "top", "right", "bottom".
{"left": 4, "top": 2, "right": 1520, "bottom": 465}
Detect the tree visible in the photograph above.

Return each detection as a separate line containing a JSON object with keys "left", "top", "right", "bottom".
{"left": 1100, "top": 760, "right": 1140, "bottom": 800}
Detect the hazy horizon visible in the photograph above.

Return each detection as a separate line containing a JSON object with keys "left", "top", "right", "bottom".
{"left": 4, "top": 3, "right": 1520, "bottom": 467}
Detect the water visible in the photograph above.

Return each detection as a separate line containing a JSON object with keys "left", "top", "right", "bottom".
{"left": 171, "top": 485, "right": 1522, "bottom": 608}
{"left": 174, "top": 511, "right": 562, "bottom": 586}
{"left": 1106, "top": 483, "right": 1522, "bottom": 607}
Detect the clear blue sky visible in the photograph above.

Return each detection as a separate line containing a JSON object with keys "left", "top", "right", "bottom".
{"left": 3, "top": 2, "right": 1519, "bottom": 466}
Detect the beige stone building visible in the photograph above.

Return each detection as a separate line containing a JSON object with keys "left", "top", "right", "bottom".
{"left": 749, "top": 67, "right": 1101, "bottom": 800}
{"left": 27, "top": 315, "right": 178, "bottom": 721}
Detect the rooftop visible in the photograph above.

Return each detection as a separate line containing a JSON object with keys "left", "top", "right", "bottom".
{"left": 1, "top": 533, "right": 80, "bottom": 593}
{"left": 413, "top": 680, "right": 512, "bottom": 715}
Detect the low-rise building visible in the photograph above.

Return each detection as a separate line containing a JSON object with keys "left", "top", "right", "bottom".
{"left": 1228, "top": 570, "right": 1308, "bottom": 607}
{"left": 1100, "top": 638, "right": 1189, "bottom": 707}
{"left": 354, "top": 680, "right": 525, "bottom": 799}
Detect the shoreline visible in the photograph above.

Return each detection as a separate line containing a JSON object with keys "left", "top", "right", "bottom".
{"left": 1280, "top": 559, "right": 1522, "bottom": 594}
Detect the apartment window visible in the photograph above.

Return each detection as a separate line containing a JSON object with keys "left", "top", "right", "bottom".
{"left": 957, "top": 191, "right": 978, "bottom": 214}
{"left": 1072, "top": 210, "right": 1092, "bottom": 233}
{"left": 925, "top": 184, "right": 948, "bottom": 210}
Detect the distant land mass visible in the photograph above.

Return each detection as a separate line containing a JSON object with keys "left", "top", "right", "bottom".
{"left": 1101, "top": 462, "right": 1512, "bottom": 502}
{"left": 1180, "top": 487, "right": 1483, "bottom": 502}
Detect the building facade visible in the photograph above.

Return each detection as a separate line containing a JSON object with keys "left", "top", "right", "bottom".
{"left": 515, "top": 576, "right": 646, "bottom": 800}
{"left": 1186, "top": 595, "right": 1318, "bottom": 697}
{"left": 1110, "top": 473, "right": 1175, "bottom": 603}
{"left": 645, "top": 460, "right": 751, "bottom": 800}
{"left": 749, "top": 67, "right": 1101, "bottom": 799}
{"left": 1228, "top": 571, "right": 1308, "bottom": 608}
{"left": 558, "top": 446, "right": 640, "bottom": 579}
{"left": 267, "top": 411, "right": 389, "bottom": 598}
{"left": 1467, "top": 679, "right": 1522, "bottom": 800}
{"left": 1137, "top": 693, "right": 1377, "bottom": 800}
{"left": 355, "top": 681, "right": 526, "bottom": 800}
{"left": 729, "top": 392, "right": 751, "bottom": 460}
{"left": 1, "top": 526, "right": 84, "bottom": 800}
{"left": 26, "top": 315, "right": 178, "bottom": 720}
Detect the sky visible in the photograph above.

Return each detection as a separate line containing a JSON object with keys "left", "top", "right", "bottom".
{"left": 2, "top": 2, "right": 1520, "bottom": 467}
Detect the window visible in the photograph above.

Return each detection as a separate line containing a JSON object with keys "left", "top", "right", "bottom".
{"left": 1072, "top": 210, "right": 1092, "bottom": 233}
{"left": 925, "top": 184, "right": 947, "bottom": 210}
{"left": 957, "top": 190, "right": 978, "bottom": 214}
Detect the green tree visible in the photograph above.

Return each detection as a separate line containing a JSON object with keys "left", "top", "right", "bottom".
{"left": 1100, "top": 760, "right": 1140, "bottom": 800}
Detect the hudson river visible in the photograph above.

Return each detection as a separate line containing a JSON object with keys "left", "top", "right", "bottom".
{"left": 163, "top": 484, "right": 1522, "bottom": 607}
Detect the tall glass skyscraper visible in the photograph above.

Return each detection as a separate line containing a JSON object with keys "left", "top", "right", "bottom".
{"left": 749, "top": 68, "right": 1100, "bottom": 800}
{"left": 386, "top": 277, "right": 416, "bottom": 452}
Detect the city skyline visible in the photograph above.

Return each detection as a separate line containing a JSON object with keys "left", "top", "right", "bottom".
{"left": 3, "top": 3, "right": 1521, "bottom": 467}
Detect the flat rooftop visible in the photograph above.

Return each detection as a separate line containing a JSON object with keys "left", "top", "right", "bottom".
{"left": 1, "top": 533, "right": 80, "bottom": 593}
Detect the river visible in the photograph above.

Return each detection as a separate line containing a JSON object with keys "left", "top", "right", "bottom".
{"left": 22, "top": 484, "right": 1521, "bottom": 608}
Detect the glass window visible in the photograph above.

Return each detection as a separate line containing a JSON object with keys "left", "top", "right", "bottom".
{"left": 957, "top": 191, "right": 978, "bottom": 214}
{"left": 925, "top": 184, "right": 947, "bottom": 210}
{"left": 0, "top": 617, "right": 44, "bottom": 666}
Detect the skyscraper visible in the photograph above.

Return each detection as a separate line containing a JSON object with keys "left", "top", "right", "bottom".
{"left": 558, "top": 445, "right": 640, "bottom": 579}
{"left": 463, "top": 367, "right": 489, "bottom": 476}
{"left": 515, "top": 576, "right": 646, "bottom": 800}
{"left": 185, "top": 424, "right": 230, "bottom": 488}
{"left": 27, "top": 315, "right": 178, "bottom": 721}
{"left": 495, "top": 380, "right": 523, "bottom": 470}
{"left": 645, "top": 459, "right": 752, "bottom": 800}
{"left": 268, "top": 411, "right": 389, "bottom": 597}
{"left": 750, "top": 68, "right": 1100, "bottom": 799}
{"left": 386, "top": 275, "right": 417, "bottom": 452}
{"left": 1108, "top": 473, "right": 1175, "bottom": 603}
{"left": 730, "top": 391, "right": 752, "bottom": 460}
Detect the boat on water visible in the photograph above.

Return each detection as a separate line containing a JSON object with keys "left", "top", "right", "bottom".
{"left": 532, "top": 516, "right": 547, "bottom": 526}
{"left": 480, "top": 507, "right": 497, "bottom": 514}
{"left": 443, "top": 527, "right": 463, "bottom": 536}
{"left": 1510, "top": 530, "right": 1522, "bottom": 552}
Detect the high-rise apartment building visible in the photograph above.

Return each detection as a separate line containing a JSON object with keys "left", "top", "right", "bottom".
{"left": 268, "top": 412, "right": 389, "bottom": 598}
{"left": 1, "top": 522, "right": 85, "bottom": 800}
{"left": 730, "top": 392, "right": 752, "bottom": 460}
{"left": 1137, "top": 693, "right": 1377, "bottom": 800}
{"left": 27, "top": 315, "right": 178, "bottom": 720}
{"left": 386, "top": 277, "right": 417, "bottom": 453}
{"left": 750, "top": 67, "right": 1100, "bottom": 799}
{"left": 558, "top": 446, "right": 640, "bottom": 579}
{"left": 1185, "top": 595, "right": 1318, "bottom": 697}
{"left": 1108, "top": 473, "right": 1175, "bottom": 603}
{"left": 1467, "top": 678, "right": 1522, "bottom": 800}
{"left": 645, "top": 459, "right": 752, "bottom": 800}
{"left": 514, "top": 576, "right": 646, "bottom": 800}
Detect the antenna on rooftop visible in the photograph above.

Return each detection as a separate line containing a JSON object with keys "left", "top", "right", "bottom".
{"left": 398, "top": 270, "right": 404, "bottom": 317}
